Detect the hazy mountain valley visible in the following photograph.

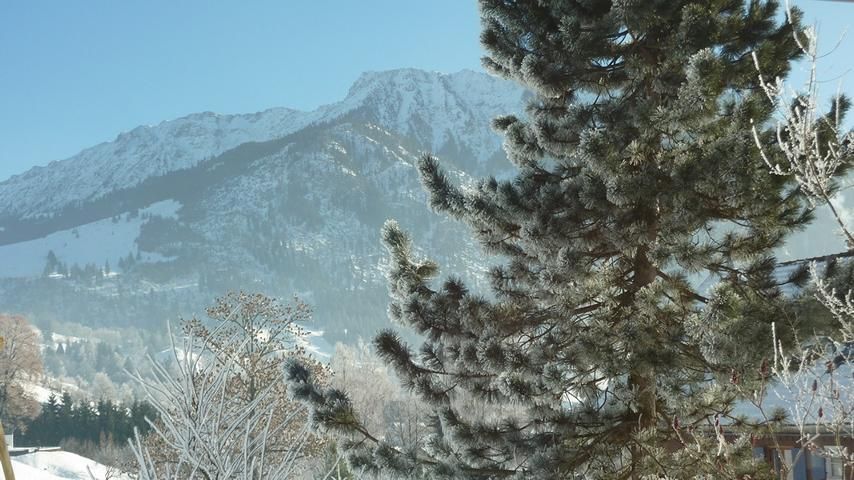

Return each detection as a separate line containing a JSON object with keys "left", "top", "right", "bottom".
{"left": 0, "top": 69, "right": 528, "bottom": 346}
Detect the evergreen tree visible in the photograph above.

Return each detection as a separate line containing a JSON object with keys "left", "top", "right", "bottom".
{"left": 17, "top": 395, "right": 156, "bottom": 448}
{"left": 43, "top": 250, "right": 59, "bottom": 277}
{"left": 45, "top": 393, "right": 60, "bottom": 418}
{"left": 289, "top": 1, "right": 854, "bottom": 478}
{"left": 57, "top": 392, "right": 74, "bottom": 443}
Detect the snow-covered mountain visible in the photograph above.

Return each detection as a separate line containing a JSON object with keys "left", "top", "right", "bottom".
{"left": 0, "top": 108, "right": 309, "bottom": 220}
{"left": 0, "top": 69, "right": 527, "bottom": 339}
{"left": 0, "top": 69, "right": 524, "bottom": 221}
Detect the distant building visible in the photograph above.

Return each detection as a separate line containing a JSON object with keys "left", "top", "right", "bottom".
{"left": 727, "top": 338, "right": 854, "bottom": 480}
{"left": 748, "top": 430, "right": 852, "bottom": 480}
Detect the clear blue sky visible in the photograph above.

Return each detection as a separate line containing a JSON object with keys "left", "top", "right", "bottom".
{"left": 1, "top": 1, "right": 852, "bottom": 183}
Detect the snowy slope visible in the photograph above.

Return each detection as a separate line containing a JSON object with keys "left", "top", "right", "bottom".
{"left": 317, "top": 69, "right": 526, "bottom": 163}
{"left": 9, "top": 451, "right": 127, "bottom": 480}
{"left": 0, "top": 200, "right": 180, "bottom": 278}
{"left": 21, "top": 377, "right": 84, "bottom": 404}
{"left": 188, "top": 120, "right": 484, "bottom": 290}
{"left": 22, "top": 382, "right": 61, "bottom": 404}
{"left": 0, "top": 109, "right": 311, "bottom": 220}
{"left": 6, "top": 459, "right": 65, "bottom": 480}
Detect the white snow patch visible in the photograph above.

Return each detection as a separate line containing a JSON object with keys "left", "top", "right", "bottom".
{"left": 11, "top": 450, "right": 128, "bottom": 480}
{"left": 299, "top": 328, "right": 333, "bottom": 359}
{"left": 328, "top": 141, "right": 347, "bottom": 155}
{"left": 0, "top": 199, "right": 181, "bottom": 278}
{"left": 20, "top": 376, "right": 83, "bottom": 404}
{"left": 49, "top": 333, "right": 85, "bottom": 349}
{"left": 22, "top": 383, "right": 56, "bottom": 404}
{"left": 140, "top": 199, "right": 182, "bottom": 219}
{"left": 7, "top": 459, "right": 69, "bottom": 480}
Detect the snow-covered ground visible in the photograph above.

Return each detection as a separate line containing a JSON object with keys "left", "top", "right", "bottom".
{"left": 301, "top": 328, "right": 333, "bottom": 359}
{"left": 6, "top": 451, "right": 126, "bottom": 480}
{"left": 20, "top": 377, "right": 84, "bottom": 404}
{"left": 0, "top": 199, "right": 180, "bottom": 278}
{"left": 22, "top": 382, "right": 61, "bottom": 404}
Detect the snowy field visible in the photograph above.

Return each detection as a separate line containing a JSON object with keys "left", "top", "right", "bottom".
{"left": 0, "top": 199, "right": 180, "bottom": 278}
{"left": 5, "top": 451, "right": 126, "bottom": 480}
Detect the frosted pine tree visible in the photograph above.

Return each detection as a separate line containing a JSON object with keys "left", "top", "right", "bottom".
{"left": 288, "top": 1, "right": 854, "bottom": 478}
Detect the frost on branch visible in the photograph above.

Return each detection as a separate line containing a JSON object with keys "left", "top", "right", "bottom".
{"left": 768, "top": 321, "right": 854, "bottom": 475}
{"left": 127, "top": 323, "right": 314, "bottom": 480}
{"left": 751, "top": 2, "right": 854, "bottom": 244}
{"left": 812, "top": 262, "right": 854, "bottom": 342}
{"left": 751, "top": 4, "right": 854, "bottom": 474}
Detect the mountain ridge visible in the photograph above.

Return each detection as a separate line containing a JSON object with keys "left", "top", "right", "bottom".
{"left": 0, "top": 69, "right": 525, "bottom": 221}
{"left": 0, "top": 69, "right": 527, "bottom": 339}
